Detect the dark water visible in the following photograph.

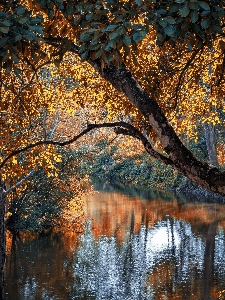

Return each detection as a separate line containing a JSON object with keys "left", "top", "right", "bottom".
{"left": 5, "top": 182, "right": 225, "bottom": 299}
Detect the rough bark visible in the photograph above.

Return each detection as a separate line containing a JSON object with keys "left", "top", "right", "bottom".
{"left": 203, "top": 124, "right": 219, "bottom": 168}
{"left": 91, "top": 63, "right": 225, "bottom": 196}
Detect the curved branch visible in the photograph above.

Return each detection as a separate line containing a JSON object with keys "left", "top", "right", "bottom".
{"left": 1, "top": 121, "right": 168, "bottom": 170}
{"left": 114, "top": 127, "right": 174, "bottom": 167}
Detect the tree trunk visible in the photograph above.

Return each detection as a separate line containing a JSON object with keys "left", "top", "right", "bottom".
{"left": 0, "top": 180, "right": 6, "bottom": 300}
{"left": 204, "top": 124, "right": 219, "bottom": 168}
{"left": 91, "top": 63, "right": 225, "bottom": 196}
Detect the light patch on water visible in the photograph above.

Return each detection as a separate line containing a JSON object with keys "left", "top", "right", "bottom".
{"left": 149, "top": 226, "right": 181, "bottom": 251}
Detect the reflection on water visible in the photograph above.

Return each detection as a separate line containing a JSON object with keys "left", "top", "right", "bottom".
{"left": 5, "top": 182, "right": 225, "bottom": 300}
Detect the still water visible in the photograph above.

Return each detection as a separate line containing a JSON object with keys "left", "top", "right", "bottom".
{"left": 5, "top": 181, "right": 225, "bottom": 300}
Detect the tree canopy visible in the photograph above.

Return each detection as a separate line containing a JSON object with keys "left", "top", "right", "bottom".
{"left": 1, "top": 0, "right": 225, "bottom": 196}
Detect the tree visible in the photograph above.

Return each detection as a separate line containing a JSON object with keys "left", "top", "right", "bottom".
{"left": 1, "top": 0, "right": 225, "bottom": 194}
{"left": 1, "top": 1, "right": 225, "bottom": 296}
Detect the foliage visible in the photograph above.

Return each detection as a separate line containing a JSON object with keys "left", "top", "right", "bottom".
{"left": 6, "top": 146, "right": 90, "bottom": 234}
{"left": 1, "top": 0, "right": 225, "bottom": 196}
{"left": 86, "top": 129, "right": 225, "bottom": 191}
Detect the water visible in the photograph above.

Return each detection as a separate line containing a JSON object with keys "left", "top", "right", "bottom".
{"left": 5, "top": 181, "right": 225, "bottom": 299}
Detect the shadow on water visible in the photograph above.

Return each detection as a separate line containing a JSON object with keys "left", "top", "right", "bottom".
{"left": 4, "top": 180, "right": 225, "bottom": 299}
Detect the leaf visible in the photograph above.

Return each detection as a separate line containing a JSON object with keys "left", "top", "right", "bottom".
{"left": 179, "top": 4, "right": 190, "bottom": 17}
{"left": 201, "top": 18, "right": 211, "bottom": 29}
{"left": 17, "top": 17, "right": 28, "bottom": 24}
{"left": 164, "top": 17, "right": 176, "bottom": 25}
{"left": 86, "top": 13, "right": 94, "bottom": 21}
{"left": 104, "top": 24, "right": 118, "bottom": 31}
{"left": 80, "top": 51, "right": 89, "bottom": 61}
{"left": 135, "top": 0, "right": 143, "bottom": 6}
{"left": 79, "top": 32, "right": 92, "bottom": 42}
{"left": 0, "top": 27, "right": 9, "bottom": 34}
{"left": 199, "top": 1, "right": 210, "bottom": 11}
{"left": 0, "top": 20, "right": 11, "bottom": 26}
{"left": 12, "top": 53, "right": 19, "bottom": 64}
{"left": 14, "top": 67, "right": 22, "bottom": 78}
{"left": 16, "top": 7, "right": 26, "bottom": 15}
{"left": 109, "top": 31, "right": 119, "bottom": 39}
{"left": 159, "top": 18, "right": 168, "bottom": 28}
{"left": 164, "top": 25, "right": 175, "bottom": 37}
{"left": 28, "top": 25, "right": 43, "bottom": 34}
{"left": 191, "top": 9, "right": 198, "bottom": 23}
{"left": 0, "top": 37, "right": 9, "bottom": 47}
{"left": 123, "top": 35, "right": 131, "bottom": 45}
{"left": 132, "top": 31, "right": 147, "bottom": 43}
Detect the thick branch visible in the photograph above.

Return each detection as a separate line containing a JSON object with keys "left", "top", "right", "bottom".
{"left": 0, "top": 122, "right": 156, "bottom": 170}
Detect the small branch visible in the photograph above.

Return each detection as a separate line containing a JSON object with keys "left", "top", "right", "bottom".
{"left": 114, "top": 127, "right": 175, "bottom": 167}
{"left": 173, "top": 48, "right": 201, "bottom": 108}
{"left": 48, "top": 110, "right": 59, "bottom": 140}
{"left": 4, "top": 169, "right": 35, "bottom": 196}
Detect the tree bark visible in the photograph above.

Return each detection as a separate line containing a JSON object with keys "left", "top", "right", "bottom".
{"left": 0, "top": 180, "right": 6, "bottom": 300}
{"left": 203, "top": 124, "right": 219, "bottom": 168}
{"left": 91, "top": 63, "right": 225, "bottom": 196}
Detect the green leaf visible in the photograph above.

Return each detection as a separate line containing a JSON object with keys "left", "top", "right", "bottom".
{"left": 15, "top": 34, "right": 22, "bottom": 41}
{"left": 169, "top": 4, "right": 180, "bottom": 13}
{"left": 74, "top": 17, "right": 80, "bottom": 25}
{"left": 24, "top": 34, "right": 35, "bottom": 41}
{"left": 156, "top": 9, "right": 167, "bottom": 16}
{"left": 201, "top": 18, "right": 211, "bottom": 29}
{"left": 14, "top": 67, "right": 22, "bottom": 78}
{"left": 135, "top": 0, "right": 143, "bottom": 6}
{"left": 179, "top": 4, "right": 190, "bottom": 17}
{"left": 123, "top": 35, "right": 131, "bottom": 45}
{"left": 164, "top": 17, "right": 176, "bottom": 25}
{"left": 17, "top": 7, "right": 26, "bottom": 15}
{"left": 80, "top": 51, "right": 89, "bottom": 61}
{"left": 12, "top": 54, "right": 19, "bottom": 64}
{"left": 117, "top": 26, "right": 125, "bottom": 35}
{"left": 86, "top": 13, "right": 93, "bottom": 21}
{"left": 104, "top": 40, "right": 117, "bottom": 51}
{"left": 199, "top": 1, "right": 210, "bottom": 10}
{"left": 28, "top": 25, "right": 43, "bottom": 34}
{"left": 109, "top": 31, "right": 119, "bottom": 39}
{"left": 0, "top": 20, "right": 11, "bottom": 26}
{"left": 188, "top": 41, "right": 192, "bottom": 51}
{"left": 80, "top": 32, "right": 92, "bottom": 42}
{"left": 164, "top": 25, "right": 175, "bottom": 37}
{"left": 0, "top": 27, "right": 9, "bottom": 34}
{"left": 17, "top": 17, "right": 28, "bottom": 24}
{"left": 0, "top": 37, "right": 9, "bottom": 47}
{"left": 159, "top": 18, "right": 168, "bottom": 27}
{"left": 132, "top": 30, "right": 147, "bottom": 43}
{"left": 191, "top": 9, "right": 198, "bottom": 23}
{"left": 94, "top": 48, "right": 103, "bottom": 59}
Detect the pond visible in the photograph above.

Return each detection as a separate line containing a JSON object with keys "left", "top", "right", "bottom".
{"left": 4, "top": 181, "right": 225, "bottom": 300}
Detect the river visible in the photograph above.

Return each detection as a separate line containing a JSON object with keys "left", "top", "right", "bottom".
{"left": 4, "top": 181, "right": 225, "bottom": 299}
